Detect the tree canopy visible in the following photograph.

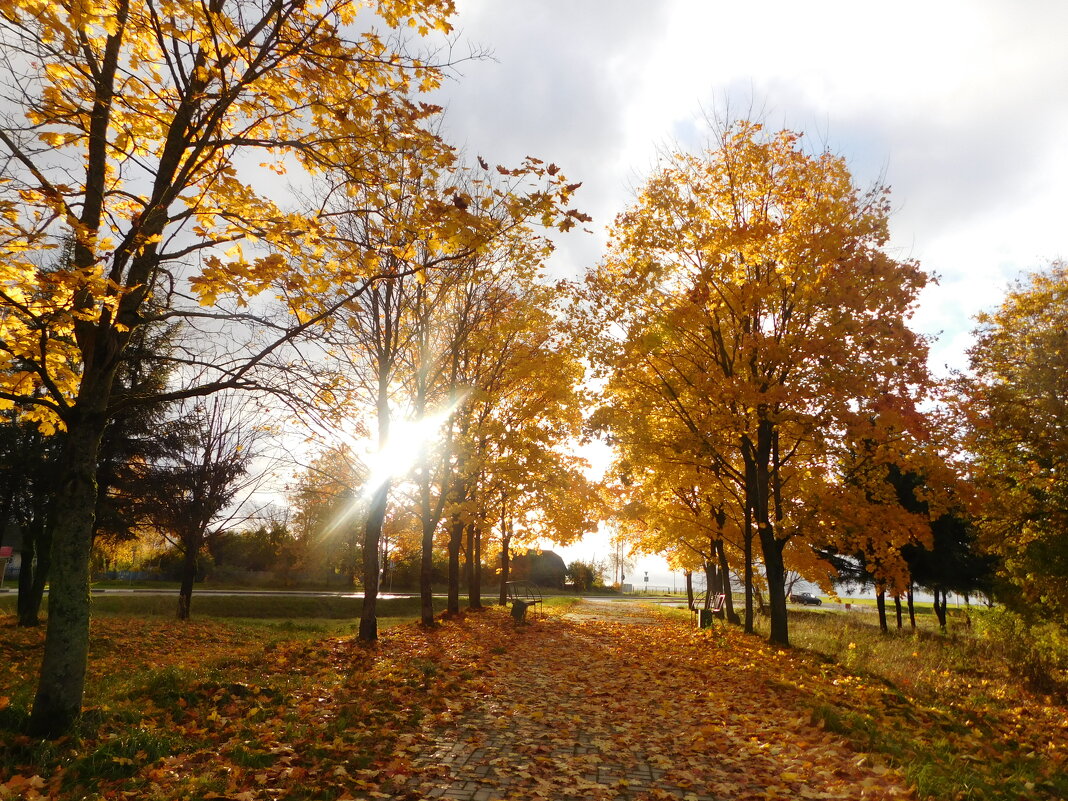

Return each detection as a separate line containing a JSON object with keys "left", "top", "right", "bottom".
{"left": 587, "top": 122, "right": 939, "bottom": 645}
{"left": 964, "top": 261, "right": 1068, "bottom": 622}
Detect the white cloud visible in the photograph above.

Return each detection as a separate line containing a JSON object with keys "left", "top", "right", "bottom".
{"left": 433, "top": 0, "right": 1068, "bottom": 373}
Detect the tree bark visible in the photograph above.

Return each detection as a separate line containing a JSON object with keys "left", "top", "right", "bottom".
{"left": 18, "top": 523, "right": 50, "bottom": 627}
{"left": 443, "top": 460, "right": 467, "bottom": 616}
{"left": 747, "top": 422, "right": 789, "bottom": 645}
{"left": 876, "top": 589, "right": 888, "bottom": 633}
{"left": 419, "top": 512, "right": 436, "bottom": 625}
{"left": 703, "top": 559, "right": 715, "bottom": 610}
{"left": 176, "top": 540, "right": 197, "bottom": 620}
{"left": 685, "top": 570, "right": 694, "bottom": 610}
{"left": 743, "top": 500, "right": 754, "bottom": 634}
{"left": 359, "top": 480, "right": 389, "bottom": 641}
{"left": 715, "top": 538, "right": 740, "bottom": 625}
{"left": 468, "top": 521, "right": 482, "bottom": 609}
{"left": 16, "top": 537, "right": 38, "bottom": 626}
{"left": 894, "top": 594, "right": 903, "bottom": 629}
{"left": 28, "top": 412, "right": 108, "bottom": 737}
{"left": 757, "top": 523, "right": 788, "bottom": 644}
{"left": 763, "top": 426, "right": 789, "bottom": 646}
{"left": 907, "top": 583, "right": 917, "bottom": 630}
{"left": 446, "top": 516, "right": 463, "bottom": 617}
{"left": 498, "top": 524, "right": 511, "bottom": 606}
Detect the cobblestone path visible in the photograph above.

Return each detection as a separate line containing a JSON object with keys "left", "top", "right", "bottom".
{"left": 388, "top": 600, "right": 911, "bottom": 801}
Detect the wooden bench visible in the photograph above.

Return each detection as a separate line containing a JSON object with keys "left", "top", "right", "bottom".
{"left": 505, "top": 580, "right": 543, "bottom": 622}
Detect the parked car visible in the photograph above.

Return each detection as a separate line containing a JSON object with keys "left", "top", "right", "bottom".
{"left": 789, "top": 591, "right": 822, "bottom": 606}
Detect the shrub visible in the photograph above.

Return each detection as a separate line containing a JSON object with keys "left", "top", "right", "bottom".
{"left": 976, "top": 607, "right": 1068, "bottom": 695}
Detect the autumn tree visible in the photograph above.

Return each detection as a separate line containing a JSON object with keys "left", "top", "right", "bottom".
{"left": 406, "top": 252, "right": 531, "bottom": 618}
{"left": 320, "top": 266, "right": 417, "bottom": 639}
{"left": 0, "top": 0, "right": 440, "bottom": 735}
{"left": 438, "top": 271, "right": 594, "bottom": 614}
{"left": 290, "top": 443, "right": 368, "bottom": 585}
{"left": 0, "top": 317, "right": 179, "bottom": 625}
{"left": 613, "top": 461, "right": 746, "bottom": 624}
{"left": 0, "top": 0, "right": 585, "bottom": 734}
{"left": 484, "top": 433, "right": 598, "bottom": 608}
{"left": 587, "top": 122, "right": 933, "bottom": 646}
{"left": 963, "top": 261, "right": 1068, "bottom": 622}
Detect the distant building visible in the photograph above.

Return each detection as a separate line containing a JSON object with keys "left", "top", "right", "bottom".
{"left": 509, "top": 549, "right": 567, "bottom": 589}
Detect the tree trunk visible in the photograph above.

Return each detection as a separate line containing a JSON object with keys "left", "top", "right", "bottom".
{"left": 28, "top": 413, "right": 107, "bottom": 737}
{"left": 685, "top": 570, "right": 694, "bottom": 610}
{"left": 176, "top": 540, "right": 198, "bottom": 620}
{"left": 468, "top": 521, "right": 482, "bottom": 610}
{"left": 715, "top": 538, "right": 740, "bottom": 625}
{"left": 757, "top": 523, "right": 789, "bottom": 644}
{"left": 760, "top": 427, "right": 790, "bottom": 646}
{"left": 359, "top": 480, "right": 389, "bottom": 642}
{"left": 743, "top": 502, "right": 754, "bottom": 634}
{"left": 746, "top": 430, "right": 788, "bottom": 643}
{"left": 17, "top": 536, "right": 38, "bottom": 626}
{"left": 18, "top": 524, "right": 50, "bottom": 627}
{"left": 464, "top": 520, "right": 473, "bottom": 593}
{"left": 419, "top": 513, "right": 436, "bottom": 626}
{"left": 876, "top": 589, "right": 888, "bottom": 633}
{"left": 703, "top": 559, "right": 715, "bottom": 610}
{"left": 445, "top": 470, "right": 466, "bottom": 617}
{"left": 933, "top": 586, "right": 948, "bottom": 630}
{"left": 907, "top": 583, "right": 916, "bottom": 630}
{"left": 894, "top": 594, "right": 903, "bottom": 629}
{"left": 446, "top": 516, "right": 462, "bottom": 617}
{"left": 28, "top": 537, "right": 50, "bottom": 625}
{"left": 498, "top": 526, "right": 511, "bottom": 606}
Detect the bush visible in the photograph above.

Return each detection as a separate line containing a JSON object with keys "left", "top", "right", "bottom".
{"left": 976, "top": 607, "right": 1068, "bottom": 695}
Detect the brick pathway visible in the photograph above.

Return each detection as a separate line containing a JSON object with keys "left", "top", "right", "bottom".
{"left": 386, "top": 600, "right": 911, "bottom": 801}
{"left": 399, "top": 600, "right": 716, "bottom": 801}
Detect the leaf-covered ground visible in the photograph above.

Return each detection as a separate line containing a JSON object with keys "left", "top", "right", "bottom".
{"left": 0, "top": 603, "right": 1063, "bottom": 800}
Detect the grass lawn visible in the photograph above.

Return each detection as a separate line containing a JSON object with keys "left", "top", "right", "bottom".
{"left": 766, "top": 607, "right": 1068, "bottom": 800}
{"left": 0, "top": 592, "right": 429, "bottom": 620}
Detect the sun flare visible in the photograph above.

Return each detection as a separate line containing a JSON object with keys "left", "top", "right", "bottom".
{"left": 359, "top": 399, "right": 465, "bottom": 499}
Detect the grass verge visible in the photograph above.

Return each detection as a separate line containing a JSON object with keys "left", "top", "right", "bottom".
{"left": 764, "top": 608, "right": 1068, "bottom": 800}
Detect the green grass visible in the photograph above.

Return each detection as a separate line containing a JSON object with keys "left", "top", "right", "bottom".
{"left": 766, "top": 607, "right": 1068, "bottom": 800}
{"left": 0, "top": 592, "right": 424, "bottom": 620}
{"left": 541, "top": 596, "right": 580, "bottom": 611}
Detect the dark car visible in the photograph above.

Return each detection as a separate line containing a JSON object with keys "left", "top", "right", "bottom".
{"left": 790, "top": 591, "right": 822, "bottom": 606}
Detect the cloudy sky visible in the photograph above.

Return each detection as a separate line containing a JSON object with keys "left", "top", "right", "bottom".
{"left": 433, "top": 0, "right": 1068, "bottom": 373}
{"left": 427, "top": 0, "right": 1068, "bottom": 584}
